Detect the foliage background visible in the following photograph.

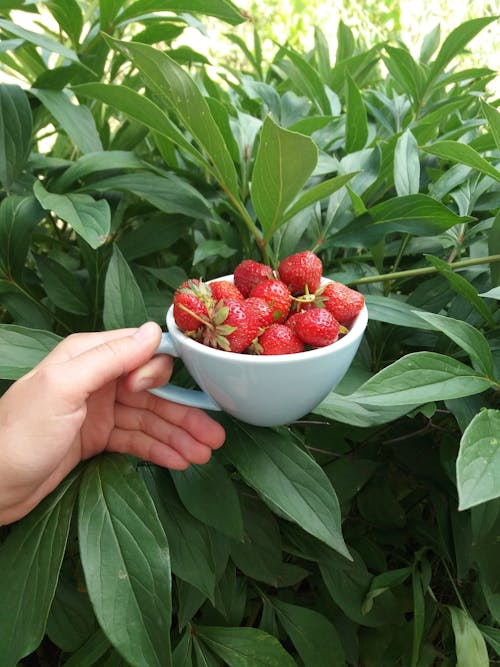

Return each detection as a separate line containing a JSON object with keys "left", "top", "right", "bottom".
{"left": 0, "top": 1, "right": 498, "bottom": 666}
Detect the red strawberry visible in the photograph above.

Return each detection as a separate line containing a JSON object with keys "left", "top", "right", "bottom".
{"left": 320, "top": 282, "right": 364, "bottom": 324}
{"left": 233, "top": 259, "right": 274, "bottom": 297}
{"left": 284, "top": 311, "right": 304, "bottom": 332}
{"left": 203, "top": 298, "right": 260, "bottom": 353}
{"left": 257, "top": 323, "right": 305, "bottom": 355}
{"left": 249, "top": 279, "right": 292, "bottom": 324}
{"left": 245, "top": 296, "right": 275, "bottom": 328}
{"left": 294, "top": 308, "right": 340, "bottom": 347}
{"left": 278, "top": 250, "right": 322, "bottom": 295}
{"left": 173, "top": 291, "right": 209, "bottom": 333}
{"left": 209, "top": 279, "right": 244, "bottom": 302}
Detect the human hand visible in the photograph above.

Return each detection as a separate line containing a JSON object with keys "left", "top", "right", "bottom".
{"left": 0, "top": 322, "right": 225, "bottom": 525}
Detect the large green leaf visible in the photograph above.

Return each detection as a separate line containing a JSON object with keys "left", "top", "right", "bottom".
{"left": 36, "top": 254, "right": 89, "bottom": 316}
{"left": 116, "top": 0, "right": 246, "bottom": 26}
{"left": 0, "top": 18, "right": 83, "bottom": 65}
{"left": 0, "top": 324, "right": 61, "bottom": 379}
{"left": 221, "top": 422, "right": 350, "bottom": 559}
{"left": 251, "top": 115, "right": 317, "bottom": 242}
{"left": 73, "top": 83, "right": 208, "bottom": 170}
{"left": 141, "top": 466, "right": 217, "bottom": 601}
{"left": 457, "top": 409, "right": 500, "bottom": 510}
{"left": 449, "top": 606, "right": 489, "bottom": 667}
{"left": 383, "top": 45, "right": 425, "bottom": 105}
{"left": 86, "top": 172, "right": 213, "bottom": 219}
{"left": 46, "top": 0, "right": 83, "bottom": 48}
{"left": 56, "top": 151, "right": 146, "bottom": 190}
{"left": 0, "top": 84, "right": 32, "bottom": 190}
{"left": 345, "top": 73, "right": 368, "bottom": 153}
{"left": 0, "top": 195, "right": 44, "bottom": 279}
{"left": 271, "top": 599, "right": 346, "bottom": 666}
{"left": 281, "top": 172, "right": 357, "bottom": 224}
{"left": 195, "top": 626, "right": 296, "bottom": 666}
{"left": 0, "top": 472, "right": 79, "bottom": 667}
{"left": 106, "top": 36, "right": 240, "bottom": 199}
{"left": 31, "top": 89, "right": 102, "bottom": 155}
{"left": 350, "top": 352, "right": 492, "bottom": 406}
{"left": 334, "top": 194, "right": 472, "bottom": 247}
{"left": 425, "top": 255, "right": 496, "bottom": 328}
{"left": 278, "top": 45, "right": 331, "bottom": 114}
{"left": 414, "top": 311, "right": 494, "bottom": 377}
{"left": 33, "top": 180, "right": 110, "bottom": 249}
{"left": 425, "top": 17, "right": 499, "bottom": 90}
{"left": 170, "top": 457, "right": 244, "bottom": 541}
{"left": 420, "top": 140, "right": 500, "bottom": 182}
{"left": 394, "top": 128, "right": 420, "bottom": 196}
{"left": 102, "top": 245, "right": 148, "bottom": 329}
{"left": 78, "top": 455, "right": 172, "bottom": 667}
{"left": 481, "top": 99, "right": 500, "bottom": 151}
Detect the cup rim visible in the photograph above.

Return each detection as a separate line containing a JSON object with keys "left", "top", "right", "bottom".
{"left": 166, "top": 275, "right": 368, "bottom": 363}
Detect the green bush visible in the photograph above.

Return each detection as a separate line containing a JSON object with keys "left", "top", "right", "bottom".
{"left": 0, "top": 2, "right": 499, "bottom": 665}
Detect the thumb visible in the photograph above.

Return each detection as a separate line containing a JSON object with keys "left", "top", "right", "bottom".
{"left": 59, "top": 322, "right": 163, "bottom": 399}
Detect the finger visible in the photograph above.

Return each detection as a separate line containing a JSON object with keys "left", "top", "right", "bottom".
{"left": 56, "top": 322, "right": 163, "bottom": 402}
{"left": 107, "top": 427, "right": 191, "bottom": 470}
{"left": 39, "top": 328, "right": 141, "bottom": 365}
{"left": 114, "top": 403, "right": 214, "bottom": 465}
{"left": 124, "top": 354, "right": 173, "bottom": 393}
{"left": 116, "top": 386, "right": 226, "bottom": 450}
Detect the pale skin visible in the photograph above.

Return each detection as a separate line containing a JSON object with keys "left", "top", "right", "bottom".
{"left": 0, "top": 321, "right": 226, "bottom": 525}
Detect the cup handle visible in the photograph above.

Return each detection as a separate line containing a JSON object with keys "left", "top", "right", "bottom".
{"left": 148, "top": 332, "right": 221, "bottom": 412}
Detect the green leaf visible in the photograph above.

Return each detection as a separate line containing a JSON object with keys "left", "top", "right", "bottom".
{"left": 56, "top": 151, "right": 147, "bottom": 190}
{"left": 116, "top": 0, "right": 246, "bottom": 26}
{"left": 46, "top": 573, "right": 97, "bottom": 653}
{"left": 36, "top": 254, "right": 89, "bottom": 315}
{"left": 426, "top": 17, "right": 499, "bottom": 90}
{"left": 73, "top": 83, "right": 208, "bottom": 171}
{"left": 314, "top": 391, "right": 417, "bottom": 427}
{"left": 414, "top": 311, "right": 494, "bottom": 377}
{"left": 221, "top": 422, "right": 350, "bottom": 559}
{"left": 478, "top": 624, "right": 500, "bottom": 654}
{"left": 487, "top": 210, "right": 500, "bottom": 287}
{"left": 78, "top": 455, "right": 172, "bottom": 667}
{"left": 383, "top": 46, "right": 425, "bottom": 105}
{"left": 141, "top": 466, "right": 217, "bottom": 601}
{"left": 31, "top": 89, "right": 102, "bottom": 155}
{"left": 0, "top": 84, "right": 32, "bottom": 190}
{"left": 281, "top": 172, "right": 357, "bottom": 224}
{"left": 362, "top": 567, "right": 412, "bottom": 614}
{"left": 363, "top": 295, "right": 434, "bottom": 330}
{"left": 106, "top": 36, "right": 240, "bottom": 199}
{"left": 46, "top": 0, "right": 83, "bottom": 48}
{"left": 0, "top": 472, "right": 79, "bottom": 666}
{"left": 87, "top": 172, "right": 213, "bottom": 220}
{"left": 279, "top": 45, "right": 332, "bottom": 114}
{"left": 0, "top": 18, "right": 84, "bottom": 66}
{"left": 394, "top": 128, "right": 420, "bottom": 196}
{"left": 457, "top": 409, "right": 500, "bottom": 510}
{"left": 334, "top": 194, "right": 472, "bottom": 247}
{"left": 195, "top": 626, "right": 296, "bottom": 666}
{"left": 251, "top": 115, "right": 317, "bottom": 242}
{"left": 0, "top": 195, "right": 44, "bottom": 279}
{"left": 350, "top": 352, "right": 492, "bottom": 406}
{"left": 480, "top": 286, "right": 500, "bottom": 300}
{"left": 193, "top": 240, "right": 236, "bottom": 266}
{"left": 449, "top": 606, "right": 489, "bottom": 667}
{"left": 57, "top": 629, "right": 110, "bottom": 667}
{"left": 0, "top": 324, "right": 61, "bottom": 379}
{"left": 33, "top": 180, "right": 110, "bottom": 249}
{"left": 229, "top": 495, "right": 283, "bottom": 586}
{"left": 170, "top": 457, "right": 244, "bottom": 540}
{"left": 271, "top": 599, "right": 346, "bottom": 666}
{"left": 481, "top": 99, "right": 500, "bottom": 151}
{"left": 425, "top": 255, "right": 496, "bottom": 328}
{"left": 420, "top": 140, "right": 500, "bottom": 183}
{"left": 103, "top": 245, "right": 148, "bottom": 329}
{"left": 345, "top": 73, "right": 368, "bottom": 153}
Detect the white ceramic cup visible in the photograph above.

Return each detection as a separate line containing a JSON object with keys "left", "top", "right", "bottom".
{"left": 149, "top": 275, "right": 368, "bottom": 427}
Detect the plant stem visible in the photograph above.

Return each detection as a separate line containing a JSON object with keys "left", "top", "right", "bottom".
{"left": 348, "top": 254, "right": 500, "bottom": 286}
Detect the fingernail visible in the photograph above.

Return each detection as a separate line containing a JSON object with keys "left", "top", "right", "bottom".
{"left": 133, "top": 371, "right": 155, "bottom": 391}
{"left": 134, "top": 322, "right": 158, "bottom": 342}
